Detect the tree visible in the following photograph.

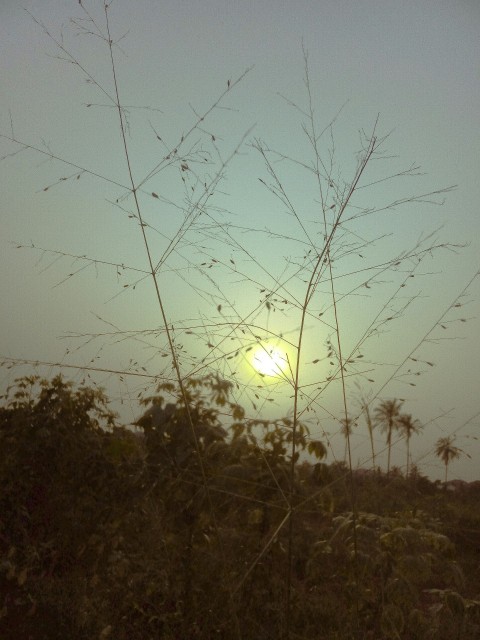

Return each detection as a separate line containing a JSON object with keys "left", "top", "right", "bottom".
{"left": 0, "top": 375, "right": 146, "bottom": 640}
{"left": 374, "top": 399, "right": 403, "bottom": 477}
{"left": 435, "top": 436, "right": 463, "bottom": 484}
{"left": 397, "top": 413, "right": 422, "bottom": 478}
{"left": 134, "top": 374, "right": 327, "bottom": 638}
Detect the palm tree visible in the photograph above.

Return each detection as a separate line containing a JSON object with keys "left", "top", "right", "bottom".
{"left": 397, "top": 413, "right": 422, "bottom": 478}
{"left": 435, "top": 436, "right": 462, "bottom": 484}
{"left": 374, "top": 399, "right": 403, "bottom": 477}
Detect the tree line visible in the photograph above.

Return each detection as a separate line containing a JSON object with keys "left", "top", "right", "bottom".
{"left": 1, "top": 375, "right": 479, "bottom": 639}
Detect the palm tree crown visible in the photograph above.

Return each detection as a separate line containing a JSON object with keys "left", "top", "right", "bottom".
{"left": 397, "top": 413, "right": 422, "bottom": 478}
{"left": 374, "top": 399, "right": 403, "bottom": 476}
{"left": 435, "top": 436, "right": 462, "bottom": 484}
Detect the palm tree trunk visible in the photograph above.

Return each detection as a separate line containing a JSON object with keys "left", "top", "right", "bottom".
{"left": 387, "top": 427, "right": 392, "bottom": 477}
{"left": 406, "top": 437, "right": 410, "bottom": 479}
{"left": 363, "top": 402, "right": 376, "bottom": 471}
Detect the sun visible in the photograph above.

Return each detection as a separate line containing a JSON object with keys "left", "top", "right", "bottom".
{"left": 252, "top": 345, "right": 288, "bottom": 377}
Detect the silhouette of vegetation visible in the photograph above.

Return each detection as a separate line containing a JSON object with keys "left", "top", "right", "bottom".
{"left": 374, "top": 399, "right": 404, "bottom": 478}
{"left": 435, "top": 436, "right": 467, "bottom": 485}
{"left": 1, "top": 376, "right": 479, "bottom": 639}
{"left": 397, "top": 413, "right": 422, "bottom": 478}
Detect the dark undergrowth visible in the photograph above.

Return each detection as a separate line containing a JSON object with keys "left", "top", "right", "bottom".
{"left": 1, "top": 376, "right": 479, "bottom": 640}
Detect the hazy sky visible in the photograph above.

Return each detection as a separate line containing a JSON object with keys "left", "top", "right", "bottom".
{"left": 1, "top": 0, "right": 479, "bottom": 481}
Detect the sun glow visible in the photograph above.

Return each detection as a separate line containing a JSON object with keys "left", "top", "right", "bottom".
{"left": 252, "top": 345, "right": 288, "bottom": 377}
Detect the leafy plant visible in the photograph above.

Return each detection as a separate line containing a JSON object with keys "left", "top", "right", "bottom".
{"left": 307, "top": 508, "right": 468, "bottom": 638}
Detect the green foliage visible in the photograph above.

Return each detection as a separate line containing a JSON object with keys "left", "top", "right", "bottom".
{"left": 0, "top": 376, "right": 141, "bottom": 639}
{"left": 306, "top": 508, "right": 475, "bottom": 637}
{"left": 1, "top": 376, "right": 479, "bottom": 639}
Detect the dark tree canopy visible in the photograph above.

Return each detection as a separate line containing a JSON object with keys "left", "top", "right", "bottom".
{"left": 1, "top": 376, "right": 479, "bottom": 640}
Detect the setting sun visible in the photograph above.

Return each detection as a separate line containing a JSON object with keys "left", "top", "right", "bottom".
{"left": 252, "top": 345, "right": 288, "bottom": 377}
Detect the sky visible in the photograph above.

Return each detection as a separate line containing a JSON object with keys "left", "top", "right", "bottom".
{"left": 1, "top": 0, "right": 479, "bottom": 481}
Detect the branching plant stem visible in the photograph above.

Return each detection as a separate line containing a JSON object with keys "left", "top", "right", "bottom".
{"left": 102, "top": 4, "right": 242, "bottom": 636}
{"left": 285, "top": 120, "right": 378, "bottom": 639}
